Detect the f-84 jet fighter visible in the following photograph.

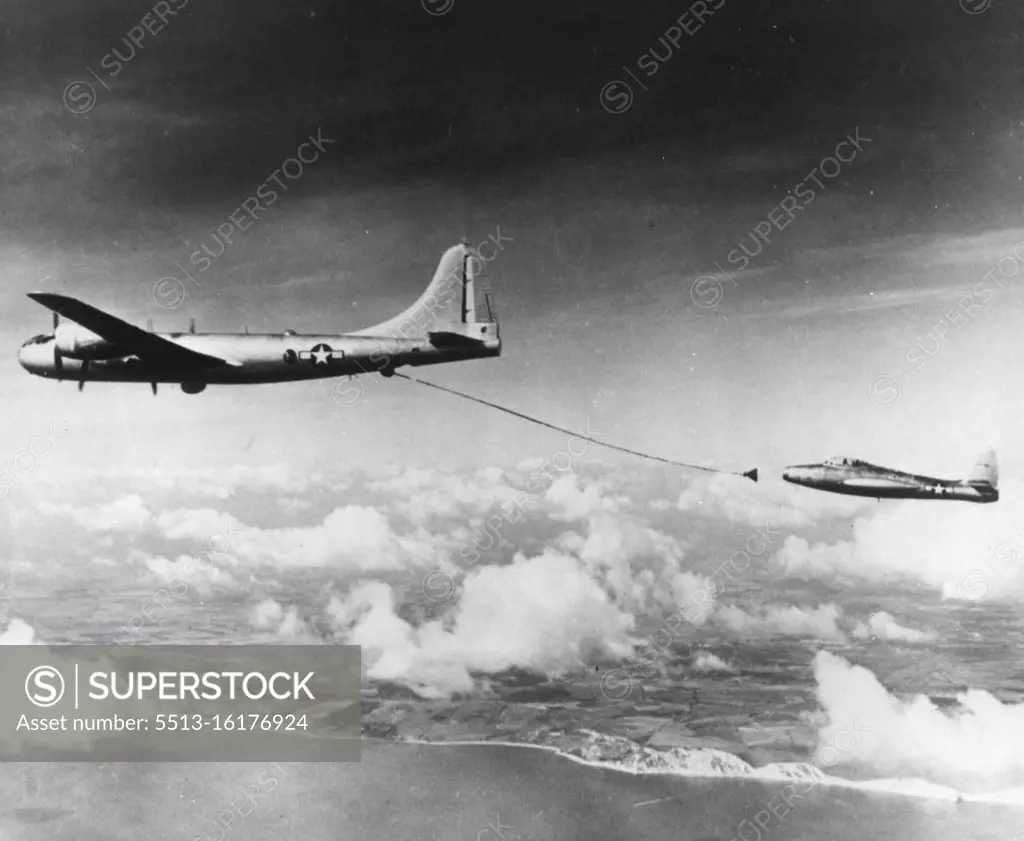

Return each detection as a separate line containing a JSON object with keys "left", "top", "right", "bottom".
{"left": 782, "top": 450, "right": 999, "bottom": 503}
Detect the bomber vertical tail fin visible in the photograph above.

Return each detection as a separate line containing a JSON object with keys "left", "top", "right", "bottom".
{"left": 968, "top": 449, "right": 998, "bottom": 488}
{"left": 354, "top": 243, "right": 469, "bottom": 337}
{"left": 353, "top": 243, "right": 499, "bottom": 350}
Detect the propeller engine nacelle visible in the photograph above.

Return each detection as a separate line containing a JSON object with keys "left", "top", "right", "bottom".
{"left": 54, "top": 323, "right": 126, "bottom": 360}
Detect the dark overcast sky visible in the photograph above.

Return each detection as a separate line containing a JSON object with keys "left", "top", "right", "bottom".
{"left": 2, "top": 0, "right": 1023, "bottom": 476}
{"left": 5, "top": 0, "right": 1021, "bottom": 214}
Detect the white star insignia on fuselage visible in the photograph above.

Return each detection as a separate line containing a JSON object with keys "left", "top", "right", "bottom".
{"left": 297, "top": 344, "right": 341, "bottom": 366}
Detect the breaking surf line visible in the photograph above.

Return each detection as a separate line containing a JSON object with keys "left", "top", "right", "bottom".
{"left": 393, "top": 372, "right": 757, "bottom": 481}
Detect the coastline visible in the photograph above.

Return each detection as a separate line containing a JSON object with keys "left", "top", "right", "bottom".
{"left": 0, "top": 733, "right": 1018, "bottom": 841}
{"left": 392, "top": 735, "right": 1024, "bottom": 807}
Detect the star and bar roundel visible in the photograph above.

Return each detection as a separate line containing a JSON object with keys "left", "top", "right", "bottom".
{"left": 283, "top": 343, "right": 345, "bottom": 366}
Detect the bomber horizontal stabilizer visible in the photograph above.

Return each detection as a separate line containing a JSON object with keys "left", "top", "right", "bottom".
{"left": 428, "top": 330, "right": 488, "bottom": 348}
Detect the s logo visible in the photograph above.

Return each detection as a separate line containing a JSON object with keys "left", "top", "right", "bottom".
{"left": 25, "top": 666, "right": 65, "bottom": 708}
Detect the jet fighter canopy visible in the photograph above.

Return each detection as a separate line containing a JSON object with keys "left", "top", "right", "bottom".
{"left": 824, "top": 456, "right": 867, "bottom": 467}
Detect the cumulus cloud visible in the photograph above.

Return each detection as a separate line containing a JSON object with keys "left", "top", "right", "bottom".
{"left": 775, "top": 480, "right": 1024, "bottom": 601}
{"left": 668, "top": 571, "right": 717, "bottom": 626}
{"left": 322, "top": 466, "right": 734, "bottom": 699}
{"left": 676, "top": 473, "right": 867, "bottom": 528}
{"left": 367, "top": 468, "right": 631, "bottom": 534}
{"left": 249, "top": 597, "right": 314, "bottom": 640}
{"left": 158, "top": 505, "right": 437, "bottom": 571}
{"left": 39, "top": 494, "right": 153, "bottom": 532}
{"left": 276, "top": 607, "right": 314, "bottom": 640}
{"left": 851, "top": 612, "right": 934, "bottom": 643}
{"left": 692, "top": 650, "right": 733, "bottom": 672}
{"left": 327, "top": 550, "right": 641, "bottom": 698}
{"left": 18, "top": 459, "right": 988, "bottom": 711}
{"left": 251, "top": 597, "right": 284, "bottom": 630}
{"left": 714, "top": 602, "right": 847, "bottom": 642}
{"left": 0, "top": 618, "right": 37, "bottom": 644}
{"left": 544, "top": 474, "right": 620, "bottom": 521}
{"left": 366, "top": 465, "right": 523, "bottom": 525}
{"left": 144, "top": 553, "right": 236, "bottom": 593}
{"left": 325, "top": 581, "right": 479, "bottom": 697}
{"left": 318, "top": 472, "right": 727, "bottom": 697}
{"left": 157, "top": 508, "right": 246, "bottom": 543}
{"left": 813, "top": 651, "right": 1024, "bottom": 792}
{"left": 575, "top": 511, "right": 689, "bottom": 613}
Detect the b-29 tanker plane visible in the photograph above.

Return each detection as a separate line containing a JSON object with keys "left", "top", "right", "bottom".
{"left": 19, "top": 243, "right": 500, "bottom": 394}
{"left": 782, "top": 450, "right": 999, "bottom": 503}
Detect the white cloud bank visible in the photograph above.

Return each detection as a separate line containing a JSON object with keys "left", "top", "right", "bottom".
{"left": 813, "top": 651, "right": 1024, "bottom": 792}
{"left": 775, "top": 480, "right": 1024, "bottom": 602}
{"left": 851, "top": 612, "right": 934, "bottom": 643}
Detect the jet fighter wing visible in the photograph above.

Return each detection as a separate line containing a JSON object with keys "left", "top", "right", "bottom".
{"left": 27, "top": 293, "right": 241, "bottom": 368}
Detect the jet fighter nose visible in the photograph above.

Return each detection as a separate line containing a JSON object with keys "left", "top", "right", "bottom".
{"left": 782, "top": 465, "right": 809, "bottom": 485}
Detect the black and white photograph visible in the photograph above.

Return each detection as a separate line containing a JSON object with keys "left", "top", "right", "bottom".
{"left": 1, "top": 0, "right": 1023, "bottom": 837}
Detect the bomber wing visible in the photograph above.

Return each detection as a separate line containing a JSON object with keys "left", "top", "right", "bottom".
{"left": 27, "top": 294, "right": 241, "bottom": 369}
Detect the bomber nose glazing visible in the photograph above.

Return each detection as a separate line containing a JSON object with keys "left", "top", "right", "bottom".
{"left": 18, "top": 335, "right": 53, "bottom": 375}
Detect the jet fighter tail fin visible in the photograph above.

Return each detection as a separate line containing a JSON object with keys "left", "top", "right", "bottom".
{"left": 968, "top": 449, "right": 998, "bottom": 488}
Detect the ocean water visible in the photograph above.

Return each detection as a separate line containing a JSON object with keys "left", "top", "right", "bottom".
{"left": 0, "top": 741, "right": 1018, "bottom": 841}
